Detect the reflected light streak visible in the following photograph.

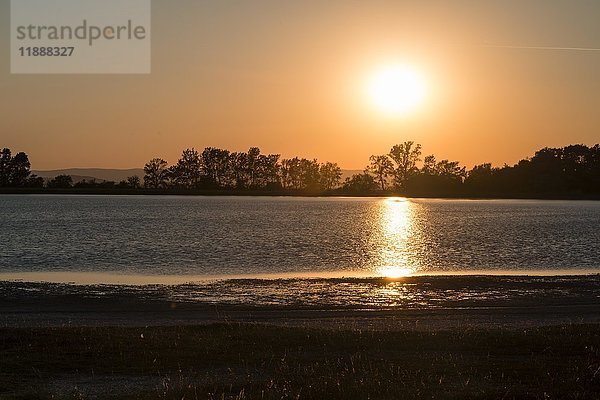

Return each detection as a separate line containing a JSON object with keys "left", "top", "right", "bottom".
{"left": 376, "top": 198, "right": 418, "bottom": 277}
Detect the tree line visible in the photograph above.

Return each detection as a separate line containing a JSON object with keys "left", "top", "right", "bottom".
{"left": 143, "top": 147, "right": 342, "bottom": 192}
{"left": 1, "top": 142, "right": 599, "bottom": 196}
{"left": 343, "top": 141, "right": 600, "bottom": 195}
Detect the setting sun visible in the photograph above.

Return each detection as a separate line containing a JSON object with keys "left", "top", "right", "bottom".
{"left": 367, "top": 64, "right": 428, "bottom": 115}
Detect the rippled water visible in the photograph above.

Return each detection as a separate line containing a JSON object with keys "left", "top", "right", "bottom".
{"left": 1, "top": 195, "right": 599, "bottom": 278}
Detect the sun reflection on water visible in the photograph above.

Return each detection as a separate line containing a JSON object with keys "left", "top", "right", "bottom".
{"left": 375, "top": 197, "right": 419, "bottom": 277}
{"left": 377, "top": 266, "right": 414, "bottom": 278}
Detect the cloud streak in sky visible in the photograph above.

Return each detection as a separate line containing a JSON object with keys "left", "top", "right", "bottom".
{"left": 481, "top": 45, "right": 600, "bottom": 52}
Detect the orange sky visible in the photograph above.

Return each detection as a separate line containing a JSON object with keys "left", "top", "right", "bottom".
{"left": 1, "top": 1, "right": 599, "bottom": 170}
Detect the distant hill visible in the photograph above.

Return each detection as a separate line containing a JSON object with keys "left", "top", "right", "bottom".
{"left": 33, "top": 168, "right": 144, "bottom": 184}
{"left": 32, "top": 168, "right": 363, "bottom": 184}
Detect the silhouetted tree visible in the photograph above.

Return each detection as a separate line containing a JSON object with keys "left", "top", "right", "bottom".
{"left": 116, "top": 176, "right": 141, "bottom": 189}
{"left": 366, "top": 155, "right": 394, "bottom": 190}
{"left": 435, "top": 160, "right": 466, "bottom": 180}
{"left": 280, "top": 158, "right": 302, "bottom": 190}
{"left": 0, "top": 148, "right": 11, "bottom": 187}
{"left": 24, "top": 174, "right": 44, "bottom": 188}
{"left": 246, "top": 147, "right": 261, "bottom": 187}
{"left": 255, "top": 153, "right": 281, "bottom": 189}
{"left": 201, "top": 147, "right": 231, "bottom": 188}
{"left": 299, "top": 158, "right": 321, "bottom": 191}
{"left": 169, "top": 148, "right": 203, "bottom": 189}
{"left": 252, "top": 154, "right": 281, "bottom": 189}
{"left": 9, "top": 152, "right": 31, "bottom": 186}
{"left": 0, "top": 149, "right": 31, "bottom": 187}
{"left": 227, "top": 148, "right": 281, "bottom": 189}
{"left": 319, "top": 162, "right": 342, "bottom": 190}
{"left": 127, "top": 176, "right": 141, "bottom": 189}
{"left": 47, "top": 175, "right": 73, "bottom": 188}
{"left": 389, "top": 141, "right": 422, "bottom": 189}
{"left": 421, "top": 155, "right": 437, "bottom": 175}
{"left": 406, "top": 157, "right": 465, "bottom": 195}
{"left": 229, "top": 151, "right": 249, "bottom": 189}
{"left": 144, "top": 158, "right": 169, "bottom": 189}
{"left": 464, "top": 163, "right": 497, "bottom": 193}
{"left": 342, "top": 173, "right": 378, "bottom": 193}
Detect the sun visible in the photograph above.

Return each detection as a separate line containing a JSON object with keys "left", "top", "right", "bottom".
{"left": 367, "top": 64, "right": 427, "bottom": 115}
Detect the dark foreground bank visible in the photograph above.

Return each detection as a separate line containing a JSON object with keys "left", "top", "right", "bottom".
{"left": 1, "top": 323, "right": 599, "bottom": 400}
{"left": 0, "top": 276, "right": 599, "bottom": 399}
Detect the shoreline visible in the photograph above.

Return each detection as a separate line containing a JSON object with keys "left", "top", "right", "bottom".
{"left": 2, "top": 275, "right": 599, "bottom": 329}
{"left": 2, "top": 188, "right": 600, "bottom": 200}
{"left": 0, "top": 269, "right": 598, "bottom": 285}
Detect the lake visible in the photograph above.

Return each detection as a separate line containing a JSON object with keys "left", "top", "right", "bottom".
{"left": 1, "top": 195, "right": 599, "bottom": 282}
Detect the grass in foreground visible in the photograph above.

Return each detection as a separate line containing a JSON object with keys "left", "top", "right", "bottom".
{"left": 0, "top": 323, "right": 598, "bottom": 399}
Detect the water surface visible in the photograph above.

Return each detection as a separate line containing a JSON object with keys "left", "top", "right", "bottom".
{"left": 1, "top": 195, "right": 599, "bottom": 279}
